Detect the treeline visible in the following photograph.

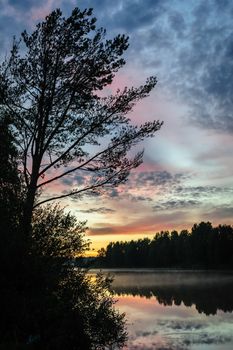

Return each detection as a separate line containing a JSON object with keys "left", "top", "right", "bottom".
{"left": 98, "top": 222, "right": 233, "bottom": 268}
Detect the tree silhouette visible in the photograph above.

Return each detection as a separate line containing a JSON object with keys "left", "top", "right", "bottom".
{"left": 0, "top": 200, "right": 127, "bottom": 348}
{"left": 29, "top": 206, "right": 127, "bottom": 349}
{"left": 0, "top": 116, "right": 24, "bottom": 282}
{"left": 0, "top": 6, "right": 164, "bottom": 347}
{"left": 0, "top": 115, "right": 128, "bottom": 348}
{"left": 0, "top": 7, "right": 162, "bottom": 238}
{"left": 99, "top": 222, "right": 233, "bottom": 268}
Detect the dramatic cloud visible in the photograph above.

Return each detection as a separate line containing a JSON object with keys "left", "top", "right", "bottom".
{"left": 88, "top": 0, "right": 233, "bottom": 134}
{"left": 2, "top": 0, "right": 233, "bottom": 133}
{"left": 1, "top": 0, "right": 233, "bottom": 248}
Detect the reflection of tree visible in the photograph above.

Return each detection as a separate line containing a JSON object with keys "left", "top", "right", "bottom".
{"left": 112, "top": 278, "right": 233, "bottom": 316}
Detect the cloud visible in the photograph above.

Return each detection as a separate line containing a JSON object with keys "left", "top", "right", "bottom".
{"left": 128, "top": 170, "right": 188, "bottom": 189}
{"left": 78, "top": 207, "right": 115, "bottom": 214}
{"left": 80, "top": 0, "right": 233, "bottom": 135}
{"left": 202, "top": 206, "right": 233, "bottom": 220}
{"left": 108, "top": 0, "right": 166, "bottom": 32}
{"left": 7, "top": 0, "right": 39, "bottom": 10}
{"left": 28, "top": 0, "right": 64, "bottom": 22}
{"left": 89, "top": 226, "right": 115, "bottom": 235}
{"left": 108, "top": 188, "right": 119, "bottom": 198}
{"left": 168, "top": 11, "right": 186, "bottom": 38}
{"left": 153, "top": 199, "right": 200, "bottom": 211}
{"left": 101, "top": 170, "right": 188, "bottom": 203}
{"left": 174, "top": 185, "right": 233, "bottom": 198}
{"left": 0, "top": 0, "right": 56, "bottom": 23}
{"left": 1, "top": 0, "right": 233, "bottom": 135}
{"left": 1, "top": 0, "right": 233, "bottom": 239}
{"left": 152, "top": 185, "right": 233, "bottom": 216}
{"left": 88, "top": 210, "right": 193, "bottom": 236}
{"left": 130, "top": 195, "right": 153, "bottom": 202}
{"left": 114, "top": 0, "right": 233, "bottom": 135}
{"left": 60, "top": 173, "right": 89, "bottom": 188}
{"left": 0, "top": 0, "right": 65, "bottom": 55}
{"left": 163, "top": 1, "right": 233, "bottom": 133}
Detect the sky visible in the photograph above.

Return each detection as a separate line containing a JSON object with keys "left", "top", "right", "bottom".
{"left": 1, "top": 0, "right": 233, "bottom": 254}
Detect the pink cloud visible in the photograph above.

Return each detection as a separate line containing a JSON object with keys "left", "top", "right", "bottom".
{"left": 28, "top": 0, "right": 62, "bottom": 25}
{"left": 87, "top": 210, "right": 194, "bottom": 237}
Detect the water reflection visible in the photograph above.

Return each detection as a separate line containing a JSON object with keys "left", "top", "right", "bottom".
{"left": 110, "top": 270, "right": 233, "bottom": 315}
{"left": 97, "top": 270, "right": 233, "bottom": 350}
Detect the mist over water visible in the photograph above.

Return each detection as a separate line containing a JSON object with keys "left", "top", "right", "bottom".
{"left": 92, "top": 270, "right": 233, "bottom": 350}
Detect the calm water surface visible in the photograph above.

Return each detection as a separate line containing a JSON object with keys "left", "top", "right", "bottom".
{"left": 92, "top": 269, "right": 233, "bottom": 350}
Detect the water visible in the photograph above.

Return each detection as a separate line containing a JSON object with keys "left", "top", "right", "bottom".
{"left": 92, "top": 269, "right": 233, "bottom": 350}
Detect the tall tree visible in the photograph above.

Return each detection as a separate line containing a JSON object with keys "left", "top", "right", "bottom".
{"left": 0, "top": 7, "right": 162, "bottom": 236}
{"left": 0, "top": 115, "right": 24, "bottom": 279}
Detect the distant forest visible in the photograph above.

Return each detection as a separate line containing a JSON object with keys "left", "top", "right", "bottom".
{"left": 97, "top": 222, "right": 233, "bottom": 268}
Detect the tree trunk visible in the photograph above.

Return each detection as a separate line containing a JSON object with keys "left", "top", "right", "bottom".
{"left": 22, "top": 184, "right": 37, "bottom": 238}
{"left": 22, "top": 156, "right": 40, "bottom": 240}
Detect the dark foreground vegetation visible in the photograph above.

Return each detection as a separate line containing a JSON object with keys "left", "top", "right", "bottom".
{"left": 0, "top": 115, "right": 127, "bottom": 349}
{"left": 97, "top": 223, "right": 233, "bottom": 268}
{"left": 0, "top": 5, "right": 161, "bottom": 348}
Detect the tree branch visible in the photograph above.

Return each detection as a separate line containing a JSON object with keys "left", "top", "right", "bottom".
{"left": 41, "top": 89, "right": 75, "bottom": 155}
{"left": 34, "top": 167, "right": 126, "bottom": 208}
{"left": 38, "top": 93, "right": 135, "bottom": 177}
{"left": 36, "top": 122, "right": 153, "bottom": 188}
{"left": 3, "top": 98, "right": 33, "bottom": 134}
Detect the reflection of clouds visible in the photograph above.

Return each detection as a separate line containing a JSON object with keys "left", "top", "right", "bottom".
{"left": 157, "top": 319, "right": 204, "bottom": 331}
{"left": 135, "top": 331, "right": 157, "bottom": 338}
{"left": 184, "top": 333, "right": 232, "bottom": 346}
{"left": 116, "top": 291, "right": 233, "bottom": 350}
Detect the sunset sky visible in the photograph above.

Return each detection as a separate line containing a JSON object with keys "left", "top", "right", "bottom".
{"left": 1, "top": 0, "right": 233, "bottom": 253}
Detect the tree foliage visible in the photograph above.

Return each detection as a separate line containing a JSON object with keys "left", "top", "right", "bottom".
{"left": 31, "top": 204, "right": 88, "bottom": 258}
{"left": 99, "top": 222, "right": 233, "bottom": 268}
{"left": 0, "top": 116, "right": 24, "bottom": 283}
{"left": 0, "top": 7, "right": 162, "bottom": 348}
{"left": 27, "top": 206, "right": 127, "bottom": 350}
{"left": 0, "top": 117, "right": 126, "bottom": 349}
{"left": 0, "top": 193, "right": 127, "bottom": 349}
{"left": 0, "top": 7, "right": 162, "bottom": 237}
{"left": 0, "top": 115, "right": 23, "bottom": 225}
